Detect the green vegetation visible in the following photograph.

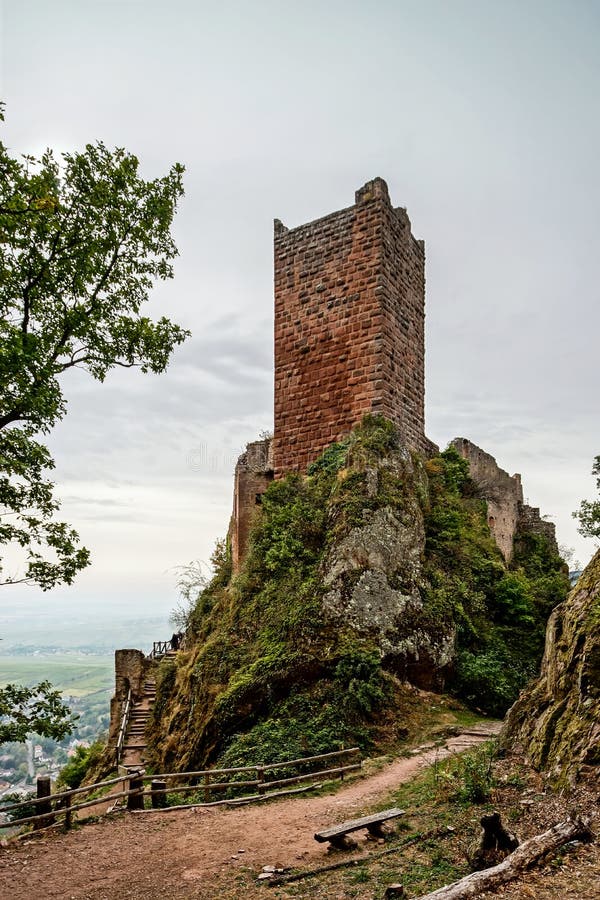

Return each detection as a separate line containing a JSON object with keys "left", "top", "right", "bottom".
{"left": 0, "top": 102, "right": 188, "bottom": 590}
{"left": 573, "top": 454, "right": 600, "bottom": 540}
{"left": 0, "top": 655, "right": 113, "bottom": 696}
{"left": 56, "top": 739, "right": 105, "bottom": 790}
{"left": 150, "top": 417, "right": 569, "bottom": 772}
{"left": 436, "top": 741, "right": 497, "bottom": 805}
{"left": 501, "top": 548, "right": 600, "bottom": 784}
{"left": 0, "top": 681, "right": 75, "bottom": 744}
{"left": 149, "top": 417, "right": 410, "bottom": 770}
{"left": 423, "top": 447, "right": 569, "bottom": 715}
{"left": 0, "top": 101, "right": 188, "bottom": 763}
{"left": 0, "top": 654, "right": 111, "bottom": 777}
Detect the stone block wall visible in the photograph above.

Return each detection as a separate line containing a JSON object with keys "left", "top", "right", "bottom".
{"left": 273, "top": 177, "right": 431, "bottom": 476}
{"left": 451, "top": 437, "right": 558, "bottom": 561}
{"left": 451, "top": 437, "right": 524, "bottom": 561}
{"left": 230, "top": 437, "right": 274, "bottom": 573}
{"left": 518, "top": 503, "right": 559, "bottom": 555}
{"left": 107, "top": 649, "right": 153, "bottom": 755}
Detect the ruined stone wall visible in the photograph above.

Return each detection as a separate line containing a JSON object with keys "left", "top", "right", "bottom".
{"left": 273, "top": 177, "right": 431, "bottom": 477}
{"left": 451, "top": 437, "right": 558, "bottom": 562}
{"left": 451, "top": 438, "right": 524, "bottom": 561}
{"left": 107, "top": 649, "right": 154, "bottom": 756}
{"left": 518, "top": 504, "right": 559, "bottom": 555}
{"left": 230, "top": 437, "right": 273, "bottom": 573}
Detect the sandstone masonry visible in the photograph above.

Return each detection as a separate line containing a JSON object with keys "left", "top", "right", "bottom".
{"left": 228, "top": 179, "right": 558, "bottom": 571}
{"left": 451, "top": 437, "right": 558, "bottom": 561}
{"left": 230, "top": 437, "right": 273, "bottom": 573}
{"left": 273, "top": 177, "right": 435, "bottom": 476}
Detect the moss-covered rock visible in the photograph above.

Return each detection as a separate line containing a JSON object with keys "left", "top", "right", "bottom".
{"left": 146, "top": 416, "right": 569, "bottom": 772}
{"left": 501, "top": 549, "right": 600, "bottom": 785}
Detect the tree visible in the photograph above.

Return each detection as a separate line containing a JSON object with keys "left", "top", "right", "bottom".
{"left": 573, "top": 455, "right": 600, "bottom": 541}
{"left": 0, "top": 681, "right": 75, "bottom": 744}
{"left": 0, "top": 104, "right": 190, "bottom": 588}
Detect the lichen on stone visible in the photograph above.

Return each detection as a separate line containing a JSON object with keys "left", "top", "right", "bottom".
{"left": 502, "top": 549, "right": 600, "bottom": 785}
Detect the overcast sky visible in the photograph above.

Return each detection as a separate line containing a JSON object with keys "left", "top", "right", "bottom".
{"left": 1, "top": 0, "right": 599, "bottom": 638}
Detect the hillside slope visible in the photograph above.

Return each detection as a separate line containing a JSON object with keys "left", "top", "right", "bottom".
{"left": 148, "top": 417, "right": 568, "bottom": 773}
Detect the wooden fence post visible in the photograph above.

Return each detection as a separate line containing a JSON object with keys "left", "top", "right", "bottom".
{"left": 256, "top": 766, "right": 265, "bottom": 796}
{"left": 204, "top": 772, "right": 210, "bottom": 802}
{"left": 151, "top": 779, "right": 168, "bottom": 809}
{"left": 127, "top": 772, "right": 145, "bottom": 811}
{"left": 35, "top": 775, "right": 53, "bottom": 829}
{"left": 64, "top": 793, "right": 72, "bottom": 830}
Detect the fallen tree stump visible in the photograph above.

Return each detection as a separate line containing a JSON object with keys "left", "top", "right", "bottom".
{"left": 411, "top": 815, "right": 594, "bottom": 900}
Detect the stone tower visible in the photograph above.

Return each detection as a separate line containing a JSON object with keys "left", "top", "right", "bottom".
{"left": 272, "top": 177, "right": 433, "bottom": 477}
{"left": 230, "top": 177, "right": 436, "bottom": 571}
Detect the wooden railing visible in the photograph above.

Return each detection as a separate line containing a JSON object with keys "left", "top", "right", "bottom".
{"left": 150, "top": 640, "right": 171, "bottom": 659}
{"left": 0, "top": 772, "right": 135, "bottom": 832}
{"left": 0, "top": 747, "right": 361, "bottom": 833}
{"left": 149, "top": 633, "right": 186, "bottom": 659}
{"left": 115, "top": 687, "right": 132, "bottom": 766}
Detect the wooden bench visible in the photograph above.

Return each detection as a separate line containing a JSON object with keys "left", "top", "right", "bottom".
{"left": 314, "top": 807, "right": 406, "bottom": 849}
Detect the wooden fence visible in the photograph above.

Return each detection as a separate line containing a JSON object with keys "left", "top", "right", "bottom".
{"left": 0, "top": 747, "right": 361, "bottom": 834}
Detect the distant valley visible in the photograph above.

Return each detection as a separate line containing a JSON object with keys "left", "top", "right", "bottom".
{"left": 0, "top": 603, "right": 173, "bottom": 794}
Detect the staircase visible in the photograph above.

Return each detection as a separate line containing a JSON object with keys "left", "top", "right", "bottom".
{"left": 119, "top": 643, "right": 179, "bottom": 771}
{"left": 120, "top": 677, "right": 157, "bottom": 770}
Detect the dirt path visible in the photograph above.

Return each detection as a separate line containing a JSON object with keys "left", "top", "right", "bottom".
{"left": 0, "top": 725, "right": 500, "bottom": 900}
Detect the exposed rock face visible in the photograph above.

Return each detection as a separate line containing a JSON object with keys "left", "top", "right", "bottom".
{"left": 322, "top": 455, "right": 454, "bottom": 687}
{"left": 502, "top": 549, "right": 600, "bottom": 785}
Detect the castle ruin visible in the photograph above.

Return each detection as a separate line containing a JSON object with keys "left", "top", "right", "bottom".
{"left": 230, "top": 178, "right": 557, "bottom": 570}
{"left": 273, "top": 176, "right": 435, "bottom": 475}
{"left": 452, "top": 437, "right": 558, "bottom": 561}
{"left": 106, "top": 179, "right": 561, "bottom": 767}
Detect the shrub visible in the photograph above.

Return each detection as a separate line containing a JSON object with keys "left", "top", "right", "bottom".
{"left": 453, "top": 645, "right": 530, "bottom": 717}
{"left": 1, "top": 790, "right": 36, "bottom": 822}
{"left": 449, "top": 743, "right": 497, "bottom": 804}
{"left": 56, "top": 739, "right": 105, "bottom": 790}
{"left": 423, "top": 447, "right": 569, "bottom": 716}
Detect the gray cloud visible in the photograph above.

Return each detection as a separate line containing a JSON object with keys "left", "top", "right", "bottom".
{"left": 1, "top": 0, "right": 599, "bottom": 630}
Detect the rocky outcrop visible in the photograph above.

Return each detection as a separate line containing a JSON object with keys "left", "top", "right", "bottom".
{"left": 143, "top": 419, "right": 569, "bottom": 774}
{"left": 501, "top": 549, "right": 600, "bottom": 785}
{"left": 321, "top": 454, "right": 454, "bottom": 688}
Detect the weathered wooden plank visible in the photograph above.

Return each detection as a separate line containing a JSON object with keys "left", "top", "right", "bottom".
{"left": 315, "top": 807, "right": 405, "bottom": 842}
{"left": 267, "top": 763, "right": 361, "bottom": 790}
{"left": 261, "top": 747, "right": 360, "bottom": 771}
